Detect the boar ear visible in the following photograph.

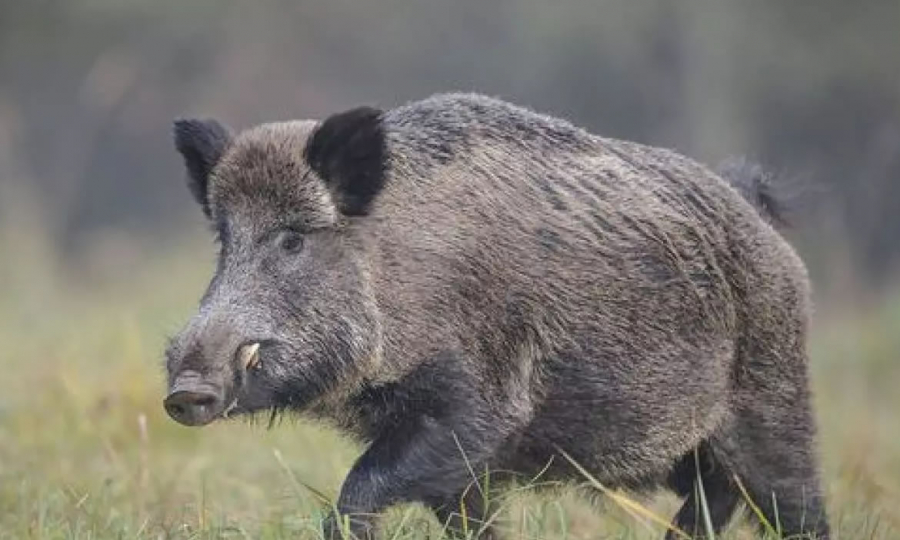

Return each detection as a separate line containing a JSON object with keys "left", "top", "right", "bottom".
{"left": 173, "top": 118, "right": 232, "bottom": 218}
{"left": 304, "top": 106, "right": 387, "bottom": 216}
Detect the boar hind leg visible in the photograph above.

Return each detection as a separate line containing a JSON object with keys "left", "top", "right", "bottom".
{"left": 665, "top": 443, "right": 740, "bottom": 539}
{"left": 710, "top": 349, "right": 830, "bottom": 539}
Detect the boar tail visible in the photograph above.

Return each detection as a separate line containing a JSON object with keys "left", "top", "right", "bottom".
{"left": 716, "top": 157, "right": 791, "bottom": 228}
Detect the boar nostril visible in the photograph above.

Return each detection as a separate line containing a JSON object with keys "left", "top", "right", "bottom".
{"left": 194, "top": 394, "right": 215, "bottom": 407}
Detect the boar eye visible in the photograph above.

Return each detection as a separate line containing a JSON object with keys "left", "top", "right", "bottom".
{"left": 275, "top": 230, "right": 304, "bottom": 254}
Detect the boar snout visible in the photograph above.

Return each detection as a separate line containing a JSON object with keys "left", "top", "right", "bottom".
{"left": 164, "top": 371, "right": 223, "bottom": 426}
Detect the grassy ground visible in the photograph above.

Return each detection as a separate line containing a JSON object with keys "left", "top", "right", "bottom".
{"left": 0, "top": 234, "right": 898, "bottom": 539}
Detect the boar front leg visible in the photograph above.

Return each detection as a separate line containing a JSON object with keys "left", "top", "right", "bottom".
{"left": 325, "top": 376, "right": 523, "bottom": 538}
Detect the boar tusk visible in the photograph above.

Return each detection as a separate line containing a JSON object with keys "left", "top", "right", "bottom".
{"left": 239, "top": 342, "right": 261, "bottom": 369}
{"left": 222, "top": 397, "right": 239, "bottom": 419}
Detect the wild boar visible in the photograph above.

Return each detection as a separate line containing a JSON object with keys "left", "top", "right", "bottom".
{"left": 164, "top": 93, "right": 829, "bottom": 539}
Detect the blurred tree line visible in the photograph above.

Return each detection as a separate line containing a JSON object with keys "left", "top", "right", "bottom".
{"left": 0, "top": 0, "right": 897, "bottom": 286}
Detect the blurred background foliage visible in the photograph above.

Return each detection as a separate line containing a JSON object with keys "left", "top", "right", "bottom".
{"left": 0, "top": 0, "right": 898, "bottom": 290}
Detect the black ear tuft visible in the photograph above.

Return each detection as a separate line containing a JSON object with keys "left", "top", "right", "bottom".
{"left": 304, "top": 106, "right": 386, "bottom": 216}
{"left": 173, "top": 118, "right": 232, "bottom": 218}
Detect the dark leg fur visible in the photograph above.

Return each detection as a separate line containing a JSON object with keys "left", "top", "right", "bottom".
{"left": 666, "top": 443, "right": 740, "bottom": 539}
{"left": 427, "top": 487, "right": 498, "bottom": 540}
{"left": 710, "top": 405, "right": 830, "bottom": 539}
{"left": 325, "top": 415, "right": 490, "bottom": 539}
{"left": 709, "top": 340, "right": 830, "bottom": 539}
{"left": 325, "top": 352, "right": 526, "bottom": 540}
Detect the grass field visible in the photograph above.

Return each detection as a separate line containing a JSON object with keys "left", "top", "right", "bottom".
{"left": 0, "top": 233, "right": 898, "bottom": 539}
